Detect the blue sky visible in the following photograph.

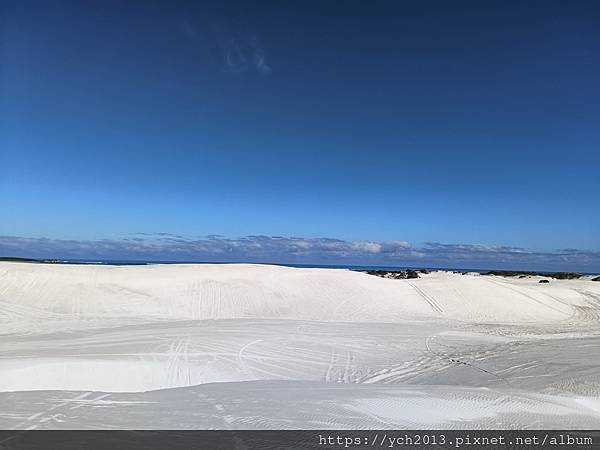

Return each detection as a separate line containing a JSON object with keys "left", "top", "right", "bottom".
{"left": 1, "top": 1, "right": 599, "bottom": 270}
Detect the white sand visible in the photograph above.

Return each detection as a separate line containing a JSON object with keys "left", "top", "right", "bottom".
{"left": 1, "top": 262, "right": 599, "bottom": 429}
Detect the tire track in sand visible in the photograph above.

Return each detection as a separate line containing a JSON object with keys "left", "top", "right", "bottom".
{"left": 407, "top": 282, "right": 443, "bottom": 314}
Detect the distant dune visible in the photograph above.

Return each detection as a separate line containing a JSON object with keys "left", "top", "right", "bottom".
{"left": 1, "top": 262, "right": 599, "bottom": 429}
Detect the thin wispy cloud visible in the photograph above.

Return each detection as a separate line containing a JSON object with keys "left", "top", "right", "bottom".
{"left": 221, "top": 35, "right": 271, "bottom": 76}
{"left": 180, "top": 19, "right": 272, "bottom": 77}
{"left": 248, "top": 36, "right": 272, "bottom": 77}
{"left": 1, "top": 235, "right": 598, "bottom": 271}
{"left": 178, "top": 19, "right": 272, "bottom": 77}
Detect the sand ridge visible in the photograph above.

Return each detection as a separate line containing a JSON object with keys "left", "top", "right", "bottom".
{"left": 0, "top": 262, "right": 599, "bottom": 429}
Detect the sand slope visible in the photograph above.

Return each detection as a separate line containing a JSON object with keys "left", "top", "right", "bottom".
{"left": 1, "top": 262, "right": 599, "bottom": 429}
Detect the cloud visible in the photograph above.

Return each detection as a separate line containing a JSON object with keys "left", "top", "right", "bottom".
{"left": 1, "top": 235, "right": 599, "bottom": 271}
{"left": 179, "top": 20, "right": 271, "bottom": 77}
{"left": 415, "top": 242, "right": 600, "bottom": 270}
{"left": 351, "top": 241, "right": 383, "bottom": 253}
{"left": 223, "top": 38, "right": 249, "bottom": 72}
{"left": 221, "top": 35, "right": 271, "bottom": 76}
{"left": 248, "top": 36, "right": 271, "bottom": 77}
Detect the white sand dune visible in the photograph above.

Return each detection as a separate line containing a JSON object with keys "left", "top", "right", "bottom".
{"left": 1, "top": 262, "right": 599, "bottom": 429}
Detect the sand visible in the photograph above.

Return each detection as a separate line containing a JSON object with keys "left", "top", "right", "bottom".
{"left": 0, "top": 262, "right": 599, "bottom": 429}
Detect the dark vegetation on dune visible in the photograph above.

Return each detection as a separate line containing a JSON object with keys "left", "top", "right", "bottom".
{"left": 483, "top": 271, "right": 584, "bottom": 280}
{"left": 362, "top": 269, "right": 420, "bottom": 279}
{"left": 362, "top": 269, "right": 599, "bottom": 282}
{"left": 0, "top": 257, "right": 40, "bottom": 262}
{"left": 0, "top": 257, "right": 60, "bottom": 263}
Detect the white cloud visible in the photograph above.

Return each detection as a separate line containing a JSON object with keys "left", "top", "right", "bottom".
{"left": 352, "top": 242, "right": 383, "bottom": 253}
{"left": 1, "top": 234, "right": 598, "bottom": 271}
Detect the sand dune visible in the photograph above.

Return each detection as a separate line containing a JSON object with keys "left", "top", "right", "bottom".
{"left": 1, "top": 262, "right": 599, "bottom": 429}
{"left": 3, "top": 382, "right": 600, "bottom": 430}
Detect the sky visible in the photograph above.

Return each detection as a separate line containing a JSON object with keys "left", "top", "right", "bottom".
{"left": 1, "top": 1, "right": 599, "bottom": 270}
